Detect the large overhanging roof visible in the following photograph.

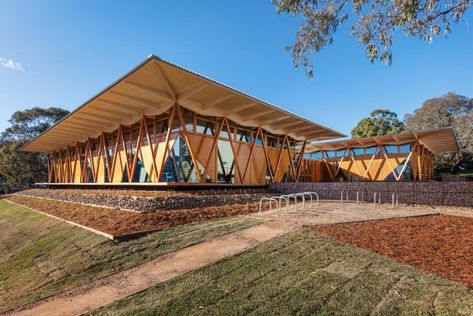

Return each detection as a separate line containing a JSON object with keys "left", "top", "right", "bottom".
{"left": 304, "top": 128, "right": 460, "bottom": 154}
{"left": 22, "top": 55, "right": 345, "bottom": 153}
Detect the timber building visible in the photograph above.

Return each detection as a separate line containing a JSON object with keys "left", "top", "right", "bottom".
{"left": 22, "top": 55, "right": 459, "bottom": 186}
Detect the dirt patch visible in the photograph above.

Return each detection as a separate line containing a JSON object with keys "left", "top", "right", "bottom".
{"left": 315, "top": 215, "right": 473, "bottom": 287}
{"left": 6, "top": 195, "right": 260, "bottom": 238}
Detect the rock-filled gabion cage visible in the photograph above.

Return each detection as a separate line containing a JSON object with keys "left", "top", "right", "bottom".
{"left": 16, "top": 189, "right": 270, "bottom": 212}
{"left": 270, "top": 181, "right": 473, "bottom": 207}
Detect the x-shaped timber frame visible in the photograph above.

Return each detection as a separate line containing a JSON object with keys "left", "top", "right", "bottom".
{"left": 47, "top": 103, "right": 307, "bottom": 185}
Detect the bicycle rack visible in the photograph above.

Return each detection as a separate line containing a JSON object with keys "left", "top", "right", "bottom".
{"left": 259, "top": 192, "right": 320, "bottom": 216}
{"left": 294, "top": 193, "right": 306, "bottom": 209}
{"left": 287, "top": 194, "right": 299, "bottom": 211}
{"left": 391, "top": 192, "right": 399, "bottom": 208}
{"left": 340, "top": 190, "right": 349, "bottom": 203}
{"left": 302, "top": 192, "right": 319, "bottom": 208}
{"left": 356, "top": 191, "right": 364, "bottom": 204}
{"left": 373, "top": 192, "right": 381, "bottom": 205}
{"left": 274, "top": 195, "right": 290, "bottom": 212}
{"left": 280, "top": 194, "right": 291, "bottom": 213}
{"left": 258, "top": 197, "right": 279, "bottom": 216}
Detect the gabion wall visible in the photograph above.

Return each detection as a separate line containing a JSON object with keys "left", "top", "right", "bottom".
{"left": 269, "top": 182, "right": 473, "bottom": 206}
{"left": 17, "top": 190, "right": 270, "bottom": 212}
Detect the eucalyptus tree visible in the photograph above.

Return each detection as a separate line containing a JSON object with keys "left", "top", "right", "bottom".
{"left": 273, "top": 0, "right": 471, "bottom": 77}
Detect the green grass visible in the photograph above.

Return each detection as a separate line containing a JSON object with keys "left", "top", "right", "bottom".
{"left": 0, "top": 199, "right": 262, "bottom": 313}
{"left": 91, "top": 230, "right": 473, "bottom": 316}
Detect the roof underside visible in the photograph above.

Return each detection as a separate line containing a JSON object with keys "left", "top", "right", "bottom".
{"left": 22, "top": 55, "right": 345, "bottom": 153}
{"left": 304, "top": 128, "right": 460, "bottom": 154}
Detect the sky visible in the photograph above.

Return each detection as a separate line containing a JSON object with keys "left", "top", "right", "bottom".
{"left": 0, "top": 1, "right": 472, "bottom": 136}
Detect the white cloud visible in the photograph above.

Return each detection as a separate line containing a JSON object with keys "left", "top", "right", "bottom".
{"left": 0, "top": 57, "right": 24, "bottom": 71}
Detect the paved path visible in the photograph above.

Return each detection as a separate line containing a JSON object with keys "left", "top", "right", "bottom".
{"left": 262, "top": 201, "right": 442, "bottom": 225}
{"left": 11, "top": 201, "right": 443, "bottom": 316}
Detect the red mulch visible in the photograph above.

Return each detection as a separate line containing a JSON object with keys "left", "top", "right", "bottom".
{"left": 6, "top": 195, "right": 259, "bottom": 238}
{"left": 315, "top": 215, "right": 473, "bottom": 287}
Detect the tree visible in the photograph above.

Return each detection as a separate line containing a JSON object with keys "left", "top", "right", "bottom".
{"left": 272, "top": 0, "right": 471, "bottom": 77}
{"left": 405, "top": 92, "right": 473, "bottom": 173}
{"left": 351, "top": 109, "right": 405, "bottom": 138}
{"left": 1, "top": 107, "right": 69, "bottom": 142}
{"left": 0, "top": 107, "right": 69, "bottom": 193}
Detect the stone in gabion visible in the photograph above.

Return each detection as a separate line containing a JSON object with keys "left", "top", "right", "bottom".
{"left": 18, "top": 190, "right": 272, "bottom": 213}
{"left": 269, "top": 181, "right": 473, "bottom": 207}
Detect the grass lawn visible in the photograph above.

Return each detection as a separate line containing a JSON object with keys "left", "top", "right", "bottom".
{"left": 0, "top": 199, "right": 262, "bottom": 313}
{"left": 91, "top": 230, "right": 473, "bottom": 316}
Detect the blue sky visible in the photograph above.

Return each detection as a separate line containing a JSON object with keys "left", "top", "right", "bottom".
{"left": 0, "top": 1, "right": 472, "bottom": 136}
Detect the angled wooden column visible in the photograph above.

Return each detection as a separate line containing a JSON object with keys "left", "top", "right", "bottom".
{"left": 285, "top": 137, "right": 297, "bottom": 181}
{"left": 157, "top": 105, "right": 177, "bottom": 181}
{"left": 223, "top": 117, "right": 243, "bottom": 184}
{"left": 142, "top": 117, "right": 159, "bottom": 182}
{"left": 242, "top": 127, "right": 262, "bottom": 181}
{"left": 260, "top": 131, "right": 275, "bottom": 182}
{"left": 176, "top": 104, "right": 202, "bottom": 182}
{"left": 130, "top": 117, "right": 145, "bottom": 182}
{"left": 274, "top": 134, "right": 288, "bottom": 182}
{"left": 295, "top": 140, "right": 307, "bottom": 182}
{"left": 202, "top": 118, "right": 224, "bottom": 183}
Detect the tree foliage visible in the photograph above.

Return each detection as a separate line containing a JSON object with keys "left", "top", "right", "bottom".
{"left": 405, "top": 92, "right": 473, "bottom": 173}
{"left": 273, "top": 0, "right": 471, "bottom": 77}
{"left": 0, "top": 107, "right": 69, "bottom": 193}
{"left": 1, "top": 107, "right": 69, "bottom": 142}
{"left": 351, "top": 109, "right": 405, "bottom": 138}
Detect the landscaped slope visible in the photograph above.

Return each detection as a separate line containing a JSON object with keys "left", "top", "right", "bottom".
{"left": 0, "top": 200, "right": 261, "bottom": 313}
{"left": 6, "top": 195, "right": 261, "bottom": 237}
{"left": 91, "top": 230, "right": 473, "bottom": 315}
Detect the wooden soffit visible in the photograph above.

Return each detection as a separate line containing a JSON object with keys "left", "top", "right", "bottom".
{"left": 304, "top": 128, "right": 460, "bottom": 154}
{"left": 21, "top": 55, "right": 345, "bottom": 153}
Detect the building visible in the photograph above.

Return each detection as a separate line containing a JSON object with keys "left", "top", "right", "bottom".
{"left": 300, "top": 128, "right": 459, "bottom": 182}
{"left": 21, "top": 55, "right": 459, "bottom": 187}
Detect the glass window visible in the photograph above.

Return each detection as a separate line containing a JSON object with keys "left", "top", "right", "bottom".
{"left": 219, "top": 129, "right": 229, "bottom": 139}
{"left": 217, "top": 140, "right": 235, "bottom": 183}
{"left": 336, "top": 149, "right": 346, "bottom": 157}
{"left": 400, "top": 144, "right": 411, "bottom": 154}
{"left": 352, "top": 148, "right": 364, "bottom": 156}
{"left": 182, "top": 115, "right": 194, "bottom": 132}
{"left": 384, "top": 145, "right": 398, "bottom": 154}
{"left": 265, "top": 136, "right": 278, "bottom": 148}
{"left": 325, "top": 151, "right": 336, "bottom": 158}
{"left": 365, "top": 147, "right": 378, "bottom": 155}
{"left": 196, "top": 119, "right": 214, "bottom": 136}
{"left": 132, "top": 159, "right": 149, "bottom": 182}
{"left": 236, "top": 129, "right": 251, "bottom": 142}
